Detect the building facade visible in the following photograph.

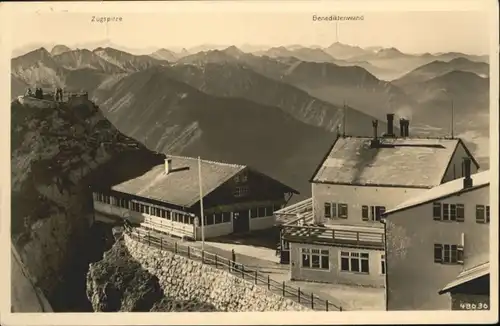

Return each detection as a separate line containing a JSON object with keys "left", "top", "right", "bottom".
{"left": 383, "top": 169, "right": 490, "bottom": 310}
{"left": 278, "top": 113, "right": 480, "bottom": 287}
{"left": 439, "top": 261, "right": 490, "bottom": 311}
{"left": 92, "top": 155, "right": 298, "bottom": 240}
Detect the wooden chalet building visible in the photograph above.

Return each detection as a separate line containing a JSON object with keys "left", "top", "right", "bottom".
{"left": 92, "top": 154, "right": 298, "bottom": 240}
{"left": 276, "top": 113, "right": 480, "bottom": 287}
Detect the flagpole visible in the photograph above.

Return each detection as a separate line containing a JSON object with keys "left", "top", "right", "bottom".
{"left": 198, "top": 156, "right": 205, "bottom": 250}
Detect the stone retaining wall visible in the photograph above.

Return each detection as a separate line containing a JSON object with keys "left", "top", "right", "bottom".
{"left": 124, "top": 234, "right": 310, "bottom": 312}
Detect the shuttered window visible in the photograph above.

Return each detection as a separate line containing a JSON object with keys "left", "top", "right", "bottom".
{"left": 324, "top": 203, "right": 331, "bottom": 218}
{"left": 476, "top": 205, "right": 486, "bottom": 223}
{"left": 456, "top": 204, "right": 465, "bottom": 222}
{"left": 362, "top": 206, "right": 369, "bottom": 221}
{"left": 434, "top": 243, "right": 464, "bottom": 264}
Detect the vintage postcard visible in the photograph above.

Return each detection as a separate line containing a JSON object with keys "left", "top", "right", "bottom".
{"left": 0, "top": 0, "right": 498, "bottom": 325}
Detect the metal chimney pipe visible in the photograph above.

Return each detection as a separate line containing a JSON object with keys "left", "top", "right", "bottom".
{"left": 386, "top": 113, "right": 394, "bottom": 136}
{"left": 372, "top": 120, "right": 378, "bottom": 140}
{"left": 463, "top": 157, "right": 472, "bottom": 188}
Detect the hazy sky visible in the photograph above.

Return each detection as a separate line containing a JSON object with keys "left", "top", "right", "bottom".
{"left": 3, "top": 1, "right": 494, "bottom": 55}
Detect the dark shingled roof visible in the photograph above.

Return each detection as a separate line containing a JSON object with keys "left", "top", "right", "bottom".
{"left": 311, "top": 136, "right": 463, "bottom": 188}
{"left": 111, "top": 155, "right": 246, "bottom": 207}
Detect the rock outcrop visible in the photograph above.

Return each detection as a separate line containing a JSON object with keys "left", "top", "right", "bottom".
{"left": 10, "top": 95, "right": 162, "bottom": 311}
{"left": 86, "top": 236, "right": 219, "bottom": 312}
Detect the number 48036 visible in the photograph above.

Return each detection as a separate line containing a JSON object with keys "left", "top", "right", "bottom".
{"left": 459, "top": 302, "right": 489, "bottom": 310}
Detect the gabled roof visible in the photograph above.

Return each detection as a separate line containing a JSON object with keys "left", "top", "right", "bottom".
{"left": 439, "top": 261, "right": 490, "bottom": 295}
{"left": 384, "top": 170, "right": 490, "bottom": 216}
{"left": 111, "top": 155, "right": 297, "bottom": 207}
{"left": 112, "top": 155, "right": 245, "bottom": 207}
{"left": 310, "top": 136, "right": 475, "bottom": 188}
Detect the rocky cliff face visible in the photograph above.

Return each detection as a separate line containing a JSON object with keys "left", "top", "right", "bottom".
{"left": 10, "top": 95, "right": 158, "bottom": 311}
{"left": 86, "top": 234, "right": 219, "bottom": 312}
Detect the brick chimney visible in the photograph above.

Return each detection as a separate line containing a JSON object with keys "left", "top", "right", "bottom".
{"left": 399, "top": 118, "right": 405, "bottom": 137}
{"left": 386, "top": 113, "right": 395, "bottom": 136}
{"left": 165, "top": 158, "right": 172, "bottom": 175}
{"left": 463, "top": 157, "right": 472, "bottom": 188}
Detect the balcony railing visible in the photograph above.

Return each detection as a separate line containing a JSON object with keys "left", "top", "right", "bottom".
{"left": 281, "top": 224, "right": 385, "bottom": 249}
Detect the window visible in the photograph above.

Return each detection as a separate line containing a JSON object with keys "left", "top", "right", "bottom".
{"left": 257, "top": 207, "right": 266, "bottom": 218}
{"left": 338, "top": 204, "right": 348, "bottom": 219}
{"left": 368, "top": 206, "right": 385, "bottom": 221}
{"left": 325, "top": 203, "right": 332, "bottom": 218}
{"left": 362, "top": 206, "right": 369, "bottom": 221}
{"left": 235, "top": 172, "right": 248, "bottom": 184}
{"left": 166, "top": 210, "right": 171, "bottom": 220}
{"left": 476, "top": 205, "right": 489, "bottom": 224}
{"left": 434, "top": 244, "right": 464, "bottom": 264}
{"left": 301, "top": 248, "right": 329, "bottom": 270}
{"left": 443, "top": 204, "right": 450, "bottom": 220}
{"left": 205, "top": 214, "right": 214, "bottom": 225}
{"left": 131, "top": 202, "right": 138, "bottom": 212}
{"left": 120, "top": 198, "right": 129, "bottom": 208}
{"left": 214, "top": 213, "right": 222, "bottom": 224}
{"left": 161, "top": 209, "right": 166, "bottom": 218}
{"left": 234, "top": 186, "right": 249, "bottom": 198}
{"left": 340, "top": 252, "right": 370, "bottom": 273}
{"left": 324, "top": 203, "right": 339, "bottom": 218}
{"left": 434, "top": 202, "right": 465, "bottom": 222}
{"left": 381, "top": 255, "right": 386, "bottom": 275}
{"left": 222, "top": 212, "right": 231, "bottom": 223}
{"left": 266, "top": 206, "right": 274, "bottom": 216}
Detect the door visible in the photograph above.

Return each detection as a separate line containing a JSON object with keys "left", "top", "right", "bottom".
{"left": 232, "top": 210, "right": 250, "bottom": 234}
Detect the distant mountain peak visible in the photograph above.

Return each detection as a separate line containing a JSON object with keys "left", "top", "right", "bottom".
{"left": 449, "top": 57, "right": 473, "bottom": 64}
{"left": 223, "top": 45, "right": 244, "bottom": 56}
{"left": 379, "top": 47, "right": 403, "bottom": 54}
{"left": 51, "top": 45, "right": 72, "bottom": 56}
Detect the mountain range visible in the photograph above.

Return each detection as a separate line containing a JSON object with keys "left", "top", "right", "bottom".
{"left": 11, "top": 42, "right": 491, "bottom": 194}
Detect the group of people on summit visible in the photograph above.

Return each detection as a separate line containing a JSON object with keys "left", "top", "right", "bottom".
{"left": 26, "top": 87, "right": 65, "bottom": 102}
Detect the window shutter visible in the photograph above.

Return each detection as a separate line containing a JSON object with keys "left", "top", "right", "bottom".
{"left": 434, "top": 244, "right": 443, "bottom": 263}
{"left": 362, "top": 206, "right": 369, "bottom": 221}
{"left": 456, "top": 204, "right": 465, "bottom": 222}
{"left": 432, "top": 203, "right": 441, "bottom": 221}
{"left": 457, "top": 245, "right": 464, "bottom": 264}
{"left": 332, "top": 203, "right": 337, "bottom": 218}
{"left": 476, "top": 205, "right": 485, "bottom": 223}
{"left": 324, "top": 203, "right": 331, "bottom": 218}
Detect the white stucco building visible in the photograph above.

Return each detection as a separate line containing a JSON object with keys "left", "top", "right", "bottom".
{"left": 383, "top": 169, "right": 490, "bottom": 310}
{"left": 278, "top": 114, "right": 480, "bottom": 287}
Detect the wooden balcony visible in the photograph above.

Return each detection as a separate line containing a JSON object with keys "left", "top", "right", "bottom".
{"left": 275, "top": 197, "right": 314, "bottom": 225}
{"left": 281, "top": 224, "right": 385, "bottom": 250}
